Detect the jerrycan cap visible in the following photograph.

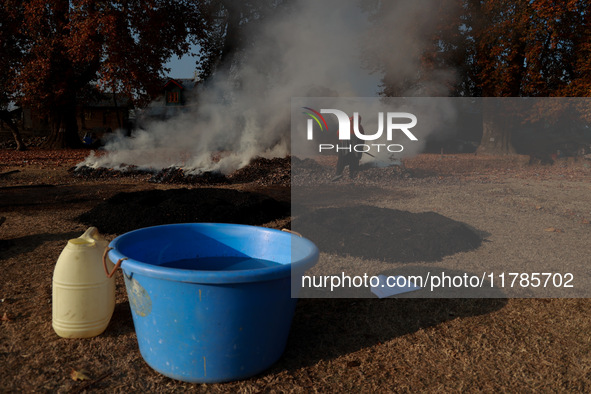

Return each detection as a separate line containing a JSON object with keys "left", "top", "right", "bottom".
{"left": 67, "top": 227, "right": 100, "bottom": 248}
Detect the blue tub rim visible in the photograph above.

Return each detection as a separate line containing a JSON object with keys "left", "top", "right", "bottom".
{"left": 107, "top": 223, "right": 319, "bottom": 285}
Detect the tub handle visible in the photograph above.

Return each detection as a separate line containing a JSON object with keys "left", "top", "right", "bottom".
{"left": 281, "top": 228, "right": 302, "bottom": 237}
{"left": 103, "top": 247, "right": 127, "bottom": 279}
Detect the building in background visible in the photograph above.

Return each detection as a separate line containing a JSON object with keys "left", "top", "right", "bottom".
{"left": 134, "top": 78, "right": 198, "bottom": 127}
{"left": 1, "top": 77, "right": 197, "bottom": 142}
{"left": 14, "top": 92, "right": 133, "bottom": 138}
{"left": 163, "top": 78, "right": 196, "bottom": 106}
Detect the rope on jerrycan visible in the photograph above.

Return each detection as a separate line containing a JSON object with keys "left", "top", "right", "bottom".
{"left": 103, "top": 247, "right": 127, "bottom": 278}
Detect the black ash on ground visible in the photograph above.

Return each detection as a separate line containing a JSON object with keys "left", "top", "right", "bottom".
{"left": 77, "top": 188, "right": 290, "bottom": 235}
{"left": 292, "top": 206, "right": 482, "bottom": 263}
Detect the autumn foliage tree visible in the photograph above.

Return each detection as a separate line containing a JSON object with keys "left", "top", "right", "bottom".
{"left": 0, "top": 0, "right": 27, "bottom": 150}
{"left": 3, "top": 0, "right": 205, "bottom": 148}
{"left": 365, "top": 0, "right": 591, "bottom": 154}
{"left": 468, "top": 0, "right": 591, "bottom": 154}
{"left": 193, "top": 0, "right": 289, "bottom": 81}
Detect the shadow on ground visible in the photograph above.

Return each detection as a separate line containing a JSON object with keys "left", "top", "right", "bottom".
{"left": 292, "top": 205, "right": 483, "bottom": 263}
{"left": 77, "top": 188, "right": 290, "bottom": 235}
{"left": 103, "top": 302, "right": 136, "bottom": 338}
{"left": 275, "top": 296, "right": 507, "bottom": 373}
{"left": 0, "top": 231, "right": 82, "bottom": 261}
{"left": 0, "top": 184, "right": 140, "bottom": 212}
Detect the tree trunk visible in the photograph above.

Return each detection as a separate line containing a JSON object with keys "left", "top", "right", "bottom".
{"left": 113, "top": 91, "right": 122, "bottom": 129}
{"left": 43, "top": 102, "right": 83, "bottom": 149}
{"left": 79, "top": 107, "right": 86, "bottom": 130}
{"left": 476, "top": 99, "right": 516, "bottom": 155}
{"left": 0, "top": 110, "right": 27, "bottom": 151}
{"left": 220, "top": 2, "right": 242, "bottom": 68}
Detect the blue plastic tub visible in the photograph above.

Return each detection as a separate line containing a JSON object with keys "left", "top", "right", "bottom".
{"left": 108, "top": 223, "right": 319, "bottom": 383}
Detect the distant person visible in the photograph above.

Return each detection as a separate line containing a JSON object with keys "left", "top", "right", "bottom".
{"left": 332, "top": 115, "right": 364, "bottom": 181}
{"left": 82, "top": 130, "right": 94, "bottom": 146}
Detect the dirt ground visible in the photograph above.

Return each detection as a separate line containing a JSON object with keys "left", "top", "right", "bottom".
{"left": 1, "top": 149, "right": 591, "bottom": 392}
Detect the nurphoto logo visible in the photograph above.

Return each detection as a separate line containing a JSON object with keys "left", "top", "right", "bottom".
{"left": 303, "top": 107, "right": 419, "bottom": 153}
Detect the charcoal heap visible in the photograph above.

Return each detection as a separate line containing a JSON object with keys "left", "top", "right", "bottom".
{"left": 227, "top": 157, "right": 290, "bottom": 186}
{"left": 291, "top": 156, "right": 332, "bottom": 184}
{"left": 71, "top": 156, "right": 294, "bottom": 186}
{"left": 148, "top": 167, "right": 230, "bottom": 185}
{"left": 146, "top": 157, "right": 291, "bottom": 186}
{"left": 147, "top": 167, "right": 185, "bottom": 183}
{"left": 70, "top": 165, "right": 150, "bottom": 180}
{"left": 72, "top": 156, "right": 417, "bottom": 186}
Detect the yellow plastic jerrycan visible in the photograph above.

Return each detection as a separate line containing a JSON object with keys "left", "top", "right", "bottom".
{"left": 52, "top": 227, "right": 116, "bottom": 338}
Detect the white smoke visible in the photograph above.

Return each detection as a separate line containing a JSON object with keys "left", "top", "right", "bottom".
{"left": 79, "top": 0, "right": 453, "bottom": 173}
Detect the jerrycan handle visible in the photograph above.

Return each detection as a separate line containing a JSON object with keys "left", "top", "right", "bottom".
{"left": 103, "top": 247, "right": 127, "bottom": 279}
{"left": 80, "top": 227, "right": 99, "bottom": 241}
